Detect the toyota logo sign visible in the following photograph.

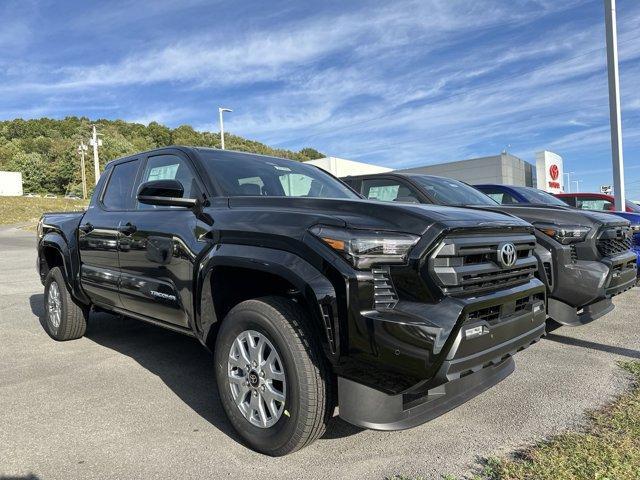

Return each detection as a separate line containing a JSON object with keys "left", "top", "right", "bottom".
{"left": 498, "top": 242, "right": 517, "bottom": 268}
{"left": 549, "top": 164, "right": 559, "bottom": 181}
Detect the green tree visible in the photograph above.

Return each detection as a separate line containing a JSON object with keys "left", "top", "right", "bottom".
{"left": 298, "top": 147, "right": 324, "bottom": 160}
{"left": 0, "top": 117, "right": 324, "bottom": 194}
{"left": 6, "top": 152, "right": 48, "bottom": 193}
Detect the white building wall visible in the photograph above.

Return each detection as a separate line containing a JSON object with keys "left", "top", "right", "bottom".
{"left": 305, "top": 157, "right": 392, "bottom": 177}
{"left": 396, "top": 154, "right": 533, "bottom": 186}
{"left": 0, "top": 171, "right": 23, "bottom": 196}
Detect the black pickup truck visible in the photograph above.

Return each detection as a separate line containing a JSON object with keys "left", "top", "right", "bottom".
{"left": 343, "top": 173, "right": 637, "bottom": 326}
{"left": 37, "top": 147, "right": 547, "bottom": 455}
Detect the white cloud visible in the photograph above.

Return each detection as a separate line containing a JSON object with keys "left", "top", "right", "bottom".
{"left": 1, "top": 0, "right": 639, "bottom": 194}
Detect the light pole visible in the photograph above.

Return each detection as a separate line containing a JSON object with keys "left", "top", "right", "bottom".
{"left": 563, "top": 171, "right": 574, "bottom": 193}
{"left": 573, "top": 180, "right": 583, "bottom": 193}
{"left": 604, "top": 0, "right": 626, "bottom": 210}
{"left": 89, "top": 125, "right": 103, "bottom": 185}
{"left": 77, "top": 141, "right": 88, "bottom": 199}
{"left": 218, "top": 107, "right": 232, "bottom": 149}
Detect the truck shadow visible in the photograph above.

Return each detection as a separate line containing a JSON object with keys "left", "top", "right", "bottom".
{"left": 545, "top": 332, "right": 640, "bottom": 359}
{"left": 0, "top": 475, "right": 41, "bottom": 480}
{"left": 29, "top": 294, "right": 360, "bottom": 444}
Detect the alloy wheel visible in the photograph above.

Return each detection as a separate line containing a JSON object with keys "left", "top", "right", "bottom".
{"left": 227, "top": 330, "right": 286, "bottom": 428}
{"left": 47, "top": 281, "right": 62, "bottom": 330}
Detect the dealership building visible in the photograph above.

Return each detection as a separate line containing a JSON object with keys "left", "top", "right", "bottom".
{"left": 309, "top": 150, "right": 566, "bottom": 193}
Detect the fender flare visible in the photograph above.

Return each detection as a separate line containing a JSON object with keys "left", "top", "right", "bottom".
{"left": 40, "top": 232, "right": 90, "bottom": 305}
{"left": 194, "top": 244, "right": 341, "bottom": 362}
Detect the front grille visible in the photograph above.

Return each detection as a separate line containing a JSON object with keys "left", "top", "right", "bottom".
{"left": 611, "top": 259, "right": 637, "bottom": 272}
{"left": 372, "top": 267, "right": 398, "bottom": 310}
{"left": 467, "top": 305, "right": 500, "bottom": 323}
{"left": 430, "top": 232, "right": 538, "bottom": 296}
{"left": 465, "top": 292, "right": 544, "bottom": 325}
{"left": 515, "top": 295, "right": 531, "bottom": 312}
{"left": 597, "top": 226, "right": 632, "bottom": 257}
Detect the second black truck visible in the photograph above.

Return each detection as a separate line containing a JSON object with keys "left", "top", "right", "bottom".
{"left": 343, "top": 172, "right": 637, "bottom": 326}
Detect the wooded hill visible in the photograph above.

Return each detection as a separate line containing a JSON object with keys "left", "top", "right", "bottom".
{"left": 0, "top": 117, "right": 324, "bottom": 195}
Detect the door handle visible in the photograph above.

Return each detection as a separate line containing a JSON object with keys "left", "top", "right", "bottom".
{"left": 118, "top": 222, "right": 137, "bottom": 236}
{"left": 79, "top": 222, "right": 94, "bottom": 233}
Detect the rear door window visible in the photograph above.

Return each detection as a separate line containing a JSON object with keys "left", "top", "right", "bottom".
{"left": 101, "top": 160, "right": 140, "bottom": 210}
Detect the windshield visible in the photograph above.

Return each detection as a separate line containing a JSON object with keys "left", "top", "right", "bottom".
{"left": 411, "top": 176, "right": 497, "bottom": 206}
{"left": 513, "top": 186, "right": 569, "bottom": 206}
{"left": 198, "top": 151, "right": 359, "bottom": 199}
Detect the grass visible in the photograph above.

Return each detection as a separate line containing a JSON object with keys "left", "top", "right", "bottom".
{"left": 392, "top": 362, "right": 640, "bottom": 480}
{"left": 0, "top": 196, "right": 88, "bottom": 225}
{"left": 480, "top": 361, "right": 640, "bottom": 480}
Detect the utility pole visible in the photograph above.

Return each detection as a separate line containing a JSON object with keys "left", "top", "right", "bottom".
{"left": 604, "top": 0, "right": 626, "bottom": 210}
{"left": 89, "top": 125, "right": 103, "bottom": 185}
{"left": 218, "top": 107, "right": 232, "bottom": 149}
{"left": 563, "top": 171, "right": 574, "bottom": 193}
{"left": 77, "top": 141, "right": 88, "bottom": 199}
{"left": 573, "top": 180, "right": 583, "bottom": 193}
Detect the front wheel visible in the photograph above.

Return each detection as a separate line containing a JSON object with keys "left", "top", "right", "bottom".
{"left": 214, "top": 296, "right": 333, "bottom": 456}
{"left": 43, "top": 266, "right": 88, "bottom": 341}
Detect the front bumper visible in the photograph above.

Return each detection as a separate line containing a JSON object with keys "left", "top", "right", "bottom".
{"left": 602, "top": 251, "right": 637, "bottom": 297}
{"left": 539, "top": 244, "right": 636, "bottom": 326}
{"left": 337, "top": 279, "right": 546, "bottom": 430}
{"left": 338, "top": 356, "right": 516, "bottom": 431}
{"left": 547, "top": 297, "right": 614, "bottom": 327}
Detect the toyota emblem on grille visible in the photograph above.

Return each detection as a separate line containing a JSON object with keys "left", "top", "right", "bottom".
{"left": 498, "top": 242, "right": 517, "bottom": 268}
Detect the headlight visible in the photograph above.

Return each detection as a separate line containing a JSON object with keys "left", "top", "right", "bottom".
{"left": 534, "top": 223, "right": 590, "bottom": 245}
{"left": 630, "top": 224, "right": 640, "bottom": 232}
{"left": 310, "top": 225, "right": 420, "bottom": 269}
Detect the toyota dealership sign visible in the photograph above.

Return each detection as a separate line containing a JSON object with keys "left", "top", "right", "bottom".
{"left": 536, "top": 150, "right": 564, "bottom": 193}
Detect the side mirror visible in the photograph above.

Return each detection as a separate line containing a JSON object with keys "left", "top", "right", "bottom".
{"left": 137, "top": 179, "right": 198, "bottom": 208}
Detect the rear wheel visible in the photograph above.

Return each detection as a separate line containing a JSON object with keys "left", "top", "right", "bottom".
{"left": 43, "top": 267, "right": 88, "bottom": 341}
{"left": 214, "top": 296, "right": 333, "bottom": 456}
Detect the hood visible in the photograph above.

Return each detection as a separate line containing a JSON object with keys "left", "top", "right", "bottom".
{"left": 226, "top": 196, "right": 532, "bottom": 236}
{"left": 481, "top": 204, "right": 630, "bottom": 229}
{"left": 608, "top": 211, "right": 640, "bottom": 226}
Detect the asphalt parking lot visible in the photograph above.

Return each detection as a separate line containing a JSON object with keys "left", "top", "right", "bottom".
{"left": 1, "top": 226, "right": 638, "bottom": 480}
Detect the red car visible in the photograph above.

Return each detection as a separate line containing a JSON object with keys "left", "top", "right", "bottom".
{"left": 555, "top": 192, "right": 640, "bottom": 213}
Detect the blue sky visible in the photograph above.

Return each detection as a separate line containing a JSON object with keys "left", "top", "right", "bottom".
{"left": 1, "top": 0, "right": 640, "bottom": 197}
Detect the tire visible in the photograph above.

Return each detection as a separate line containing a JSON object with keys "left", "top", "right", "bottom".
{"left": 43, "top": 266, "right": 88, "bottom": 341}
{"left": 214, "top": 296, "right": 333, "bottom": 456}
